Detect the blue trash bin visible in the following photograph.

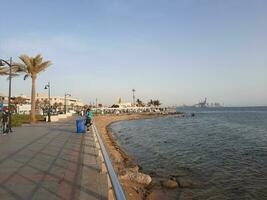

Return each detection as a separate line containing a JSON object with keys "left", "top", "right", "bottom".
{"left": 76, "top": 118, "right": 85, "bottom": 134}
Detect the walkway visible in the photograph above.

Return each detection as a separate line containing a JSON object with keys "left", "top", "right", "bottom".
{"left": 0, "top": 117, "right": 108, "bottom": 200}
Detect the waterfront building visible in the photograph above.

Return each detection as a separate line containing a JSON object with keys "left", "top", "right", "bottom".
{"left": 17, "top": 104, "right": 31, "bottom": 114}
{"left": 36, "top": 93, "right": 84, "bottom": 111}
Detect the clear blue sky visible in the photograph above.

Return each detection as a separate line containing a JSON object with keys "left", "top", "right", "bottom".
{"left": 0, "top": 0, "right": 266, "bottom": 106}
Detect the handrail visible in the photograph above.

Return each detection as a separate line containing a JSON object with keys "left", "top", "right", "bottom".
{"left": 92, "top": 124, "right": 127, "bottom": 200}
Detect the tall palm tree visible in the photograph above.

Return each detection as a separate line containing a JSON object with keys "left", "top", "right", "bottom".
{"left": 16, "top": 54, "right": 51, "bottom": 123}
{"left": 0, "top": 67, "right": 8, "bottom": 75}
{"left": 0, "top": 65, "right": 22, "bottom": 77}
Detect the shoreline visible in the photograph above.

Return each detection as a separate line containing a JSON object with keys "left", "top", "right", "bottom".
{"left": 94, "top": 112, "right": 182, "bottom": 200}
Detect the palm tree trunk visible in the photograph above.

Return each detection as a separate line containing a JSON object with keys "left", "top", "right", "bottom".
{"left": 31, "top": 74, "right": 37, "bottom": 123}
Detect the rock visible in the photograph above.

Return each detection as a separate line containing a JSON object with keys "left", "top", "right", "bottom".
{"left": 120, "top": 170, "right": 152, "bottom": 186}
{"left": 129, "top": 165, "right": 140, "bottom": 172}
{"left": 162, "top": 179, "right": 178, "bottom": 189}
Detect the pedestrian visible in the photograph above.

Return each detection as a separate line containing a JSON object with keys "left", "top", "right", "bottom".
{"left": 85, "top": 108, "right": 93, "bottom": 129}
{"left": 2, "top": 111, "right": 9, "bottom": 135}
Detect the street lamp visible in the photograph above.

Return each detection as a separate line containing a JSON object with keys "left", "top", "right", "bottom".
{"left": 132, "top": 89, "right": 136, "bottom": 107}
{"left": 64, "top": 93, "right": 71, "bottom": 114}
{"left": 0, "top": 57, "right": 13, "bottom": 132}
{"left": 44, "top": 82, "right": 51, "bottom": 122}
{"left": 95, "top": 98, "right": 98, "bottom": 114}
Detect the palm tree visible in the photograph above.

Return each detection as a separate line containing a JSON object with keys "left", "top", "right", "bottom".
{"left": 15, "top": 54, "right": 51, "bottom": 123}
{"left": 13, "top": 96, "right": 27, "bottom": 105}
{"left": 153, "top": 100, "right": 161, "bottom": 107}
{"left": 148, "top": 99, "right": 153, "bottom": 107}
{"left": 136, "top": 99, "right": 144, "bottom": 107}
{"left": 0, "top": 67, "right": 8, "bottom": 75}
{"left": 0, "top": 65, "right": 23, "bottom": 77}
{"left": 58, "top": 102, "right": 63, "bottom": 112}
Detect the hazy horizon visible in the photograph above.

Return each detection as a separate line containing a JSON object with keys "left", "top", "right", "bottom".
{"left": 0, "top": 0, "right": 266, "bottom": 107}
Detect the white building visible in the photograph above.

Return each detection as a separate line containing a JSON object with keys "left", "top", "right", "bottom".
{"left": 36, "top": 93, "right": 84, "bottom": 111}
{"left": 116, "top": 97, "right": 134, "bottom": 108}
{"left": 118, "top": 102, "right": 133, "bottom": 108}
{"left": 17, "top": 104, "right": 31, "bottom": 114}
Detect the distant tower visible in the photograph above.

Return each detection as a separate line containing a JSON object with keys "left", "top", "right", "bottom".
{"left": 132, "top": 89, "right": 136, "bottom": 106}
{"left": 118, "top": 97, "right": 122, "bottom": 104}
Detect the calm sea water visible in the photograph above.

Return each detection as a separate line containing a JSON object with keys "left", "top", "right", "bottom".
{"left": 111, "top": 107, "right": 267, "bottom": 200}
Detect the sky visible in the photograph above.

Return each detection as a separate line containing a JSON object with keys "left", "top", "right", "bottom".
{"left": 0, "top": 0, "right": 267, "bottom": 106}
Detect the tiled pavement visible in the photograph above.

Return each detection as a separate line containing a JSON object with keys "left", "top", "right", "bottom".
{"left": 0, "top": 117, "right": 108, "bottom": 200}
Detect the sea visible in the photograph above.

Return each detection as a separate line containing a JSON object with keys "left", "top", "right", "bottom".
{"left": 110, "top": 107, "right": 267, "bottom": 200}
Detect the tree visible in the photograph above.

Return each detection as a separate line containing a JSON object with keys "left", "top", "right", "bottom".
{"left": 58, "top": 102, "right": 63, "bottom": 111}
{"left": 147, "top": 99, "right": 153, "bottom": 107}
{"left": 12, "top": 96, "right": 27, "bottom": 105}
{"left": 111, "top": 104, "right": 119, "bottom": 108}
{"left": 83, "top": 105, "right": 89, "bottom": 110}
{"left": 70, "top": 103, "right": 75, "bottom": 111}
{"left": 153, "top": 100, "right": 161, "bottom": 107}
{"left": 0, "top": 67, "right": 9, "bottom": 75}
{"left": 15, "top": 54, "right": 51, "bottom": 123}
{"left": 0, "top": 65, "right": 23, "bottom": 78}
{"left": 53, "top": 102, "right": 59, "bottom": 110}
{"left": 136, "top": 99, "right": 145, "bottom": 107}
{"left": 36, "top": 99, "right": 49, "bottom": 114}
{"left": 147, "top": 99, "right": 161, "bottom": 107}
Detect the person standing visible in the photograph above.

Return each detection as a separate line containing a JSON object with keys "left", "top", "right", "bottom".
{"left": 85, "top": 108, "right": 93, "bottom": 129}
{"left": 2, "top": 111, "right": 9, "bottom": 135}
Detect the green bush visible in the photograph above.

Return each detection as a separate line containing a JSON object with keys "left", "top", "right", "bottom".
{"left": 0, "top": 114, "right": 45, "bottom": 127}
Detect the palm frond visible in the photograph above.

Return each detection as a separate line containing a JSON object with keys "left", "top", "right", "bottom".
{"left": 36, "top": 60, "right": 52, "bottom": 73}
{"left": 24, "top": 74, "right": 30, "bottom": 80}
{"left": 0, "top": 67, "right": 9, "bottom": 75}
{"left": 6, "top": 73, "right": 20, "bottom": 80}
{"left": 33, "top": 54, "right": 43, "bottom": 66}
{"left": 19, "top": 54, "right": 31, "bottom": 67}
{"left": 12, "top": 62, "right": 26, "bottom": 71}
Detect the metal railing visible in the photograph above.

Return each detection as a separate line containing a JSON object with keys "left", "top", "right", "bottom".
{"left": 92, "top": 124, "right": 127, "bottom": 200}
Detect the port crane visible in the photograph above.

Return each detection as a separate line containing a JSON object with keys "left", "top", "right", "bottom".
{"left": 195, "top": 98, "right": 208, "bottom": 108}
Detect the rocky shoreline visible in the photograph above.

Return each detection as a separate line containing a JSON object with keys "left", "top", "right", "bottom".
{"left": 94, "top": 113, "right": 183, "bottom": 200}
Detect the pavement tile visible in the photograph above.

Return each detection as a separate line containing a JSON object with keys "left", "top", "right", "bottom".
{"left": 0, "top": 118, "right": 108, "bottom": 200}
{"left": 31, "top": 188, "right": 58, "bottom": 200}
{"left": 29, "top": 158, "right": 53, "bottom": 172}
{"left": 5, "top": 174, "right": 36, "bottom": 199}
{"left": 0, "top": 187, "right": 16, "bottom": 200}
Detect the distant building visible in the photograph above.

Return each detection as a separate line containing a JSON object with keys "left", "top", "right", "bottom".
{"left": 118, "top": 102, "right": 133, "bottom": 108}
{"left": 116, "top": 97, "right": 133, "bottom": 108}
{"left": 17, "top": 104, "right": 31, "bottom": 114}
{"left": 36, "top": 93, "right": 84, "bottom": 111}
{"left": 0, "top": 92, "right": 84, "bottom": 114}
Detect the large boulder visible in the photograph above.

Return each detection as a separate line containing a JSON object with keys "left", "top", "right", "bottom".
{"left": 120, "top": 170, "right": 152, "bottom": 186}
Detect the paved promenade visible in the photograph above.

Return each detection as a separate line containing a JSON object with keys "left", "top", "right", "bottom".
{"left": 0, "top": 117, "right": 108, "bottom": 200}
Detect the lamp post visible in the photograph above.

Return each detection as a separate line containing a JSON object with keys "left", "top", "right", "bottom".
{"left": 44, "top": 82, "right": 51, "bottom": 122}
{"left": 0, "top": 57, "right": 13, "bottom": 132}
{"left": 95, "top": 98, "right": 98, "bottom": 114}
{"left": 64, "top": 93, "right": 71, "bottom": 114}
{"left": 132, "top": 89, "right": 136, "bottom": 107}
